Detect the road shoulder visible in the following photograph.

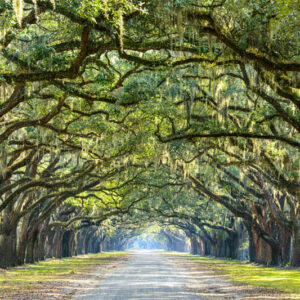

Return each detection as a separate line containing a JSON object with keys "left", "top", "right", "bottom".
{"left": 0, "top": 252, "right": 128, "bottom": 300}
{"left": 164, "top": 252, "right": 300, "bottom": 299}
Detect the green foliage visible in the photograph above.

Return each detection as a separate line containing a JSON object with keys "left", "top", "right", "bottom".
{"left": 0, "top": 0, "right": 299, "bottom": 269}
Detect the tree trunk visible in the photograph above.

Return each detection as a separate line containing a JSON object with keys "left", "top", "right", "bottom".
{"left": 252, "top": 226, "right": 282, "bottom": 265}
{"left": 280, "top": 229, "right": 291, "bottom": 266}
{"left": 270, "top": 245, "right": 281, "bottom": 266}
{"left": 0, "top": 203, "right": 18, "bottom": 268}
{"left": 33, "top": 233, "right": 40, "bottom": 262}
{"left": 0, "top": 229, "right": 17, "bottom": 268}
{"left": 228, "top": 234, "right": 239, "bottom": 259}
{"left": 26, "top": 229, "right": 38, "bottom": 264}
{"left": 62, "top": 230, "right": 71, "bottom": 258}
{"left": 210, "top": 242, "right": 218, "bottom": 257}
{"left": 0, "top": 228, "right": 18, "bottom": 269}
{"left": 38, "top": 223, "right": 49, "bottom": 261}
{"left": 190, "top": 236, "right": 199, "bottom": 255}
{"left": 85, "top": 231, "right": 92, "bottom": 254}
{"left": 252, "top": 227, "right": 272, "bottom": 264}
{"left": 17, "top": 234, "right": 28, "bottom": 265}
{"left": 45, "top": 229, "right": 56, "bottom": 258}
{"left": 244, "top": 222, "right": 256, "bottom": 262}
{"left": 56, "top": 231, "right": 63, "bottom": 259}
{"left": 198, "top": 239, "right": 205, "bottom": 255}
{"left": 291, "top": 223, "right": 300, "bottom": 267}
{"left": 17, "top": 215, "right": 30, "bottom": 265}
{"left": 81, "top": 228, "right": 89, "bottom": 254}
{"left": 72, "top": 231, "right": 79, "bottom": 256}
{"left": 0, "top": 232, "right": 7, "bottom": 269}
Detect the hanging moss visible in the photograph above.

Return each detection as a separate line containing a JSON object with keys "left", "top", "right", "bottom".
{"left": 12, "top": 0, "right": 23, "bottom": 26}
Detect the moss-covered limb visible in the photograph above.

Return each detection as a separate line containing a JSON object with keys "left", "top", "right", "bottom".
{"left": 249, "top": 84, "right": 300, "bottom": 134}
{"left": 195, "top": 220, "right": 237, "bottom": 238}
{"left": 233, "top": 67, "right": 300, "bottom": 133}
{"left": 188, "top": 174, "right": 251, "bottom": 220}
{"left": 0, "top": 163, "right": 95, "bottom": 214}
{"left": 155, "top": 127, "right": 300, "bottom": 149}
{"left": 53, "top": 81, "right": 117, "bottom": 105}
{"left": 0, "top": 9, "right": 36, "bottom": 48}
{"left": 153, "top": 203, "right": 236, "bottom": 245}
{"left": 0, "top": 95, "right": 65, "bottom": 144}
{"left": 178, "top": 70, "right": 300, "bottom": 136}
{"left": 187, "top": 10, "right": 300, "bottom": 72}
{"left": 0, "top": 26, "right": 91, "bottom": 84}
{"left": 214, "top": 163, "right": 295, "bottom": 232}
{"left": 0, "top": 83, "right": 25, "bottom": 118}
{"left": 0, "top": 150, "right": 36, "bottom": 185}
{"left": 23, "top": 0, "right": 107, "bottom": 32}
{"left": 254, "top": 172, "right": 293, "bottom": 231}
{"left": 216, "top": 166, "right": 263, "bottom": 199}
{"left": 21, "top": 164, "right": 142, "bottom": 239}
{"left": 187, "top": 174, "right": 284, "bottom": 254}
{"left": 49, "top": 209, "right": 129, "bottom": 229}
{"left": 260, "top": 152, "right": 300, "bottom": 194}
{"left": 255, "top": 66, "right": 300, "bottom": 110}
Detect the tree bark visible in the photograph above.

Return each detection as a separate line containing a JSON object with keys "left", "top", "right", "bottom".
{"left": 280, "top": 229, "right": 291, "bottom": 266}
{"left": 0, "top": 232, "right": 7, "bottom": 269}
{"left": 38, "top": 222, "right": 49, "bottom": 261}
{"left": 17, "top": 215, "right": 30, "bottom": 265}
{"left": 228, "top": 234, "right": 239, "bottom": 259}
{"left": 26, "top": 229, "right": 39, "bottom": 264}
{"left": 291, "top": 222, "right": 300, "bottom": 266}
{"left": 0, "top": 229, "right": 17, "bottom": 268}
{"left": 0, "top": 204, "right": 18, "bottom": 268}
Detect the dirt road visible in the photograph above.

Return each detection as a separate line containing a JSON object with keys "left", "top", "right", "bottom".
{"left": 72, "top": 250, "right": 291, "bottom": 300}
{"left": 73, "top": 250, "right": 203, "bottom": 299}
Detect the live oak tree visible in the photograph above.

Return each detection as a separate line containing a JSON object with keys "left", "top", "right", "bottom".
{"left": 0, "top": 0, "right": 299, "bottom": 268}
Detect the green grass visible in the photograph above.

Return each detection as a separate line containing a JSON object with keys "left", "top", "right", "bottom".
{"left": 168, "top": 252, "right": 300, "bottom": 295}
{"left": 0, "top": 252, "right": 127, "bottom": 298}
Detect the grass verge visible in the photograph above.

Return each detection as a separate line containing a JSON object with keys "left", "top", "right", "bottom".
{"left": 167, "top": 252, "right": 300, "bottom": 296}
{"left": 0, "top": 252, "right": 128, "bottom": 299}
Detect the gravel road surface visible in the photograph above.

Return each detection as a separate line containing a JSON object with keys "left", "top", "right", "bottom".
{"left": 73, "top": 250, "right": 203, "bottom": 300}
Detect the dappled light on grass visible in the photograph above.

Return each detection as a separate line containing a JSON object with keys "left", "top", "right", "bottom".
{"left": 0, "top": 252, "right": 128, "bottom": 299}
{"left": 165, "top": 253, "right": 300, "bottom": 296}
